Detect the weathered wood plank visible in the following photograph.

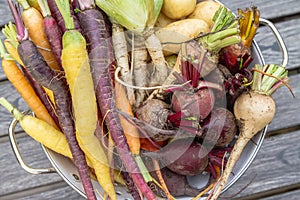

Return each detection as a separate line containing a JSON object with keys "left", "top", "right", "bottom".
{"left": 221, "top": 0, "right": 300, "bottom": 19}
{"left": 267, "top": 73, "right": 300, "bottom": 132}
{"left": 0, "top": 134, "right": 63, "bottom": 196}
{"left": 255, "top": 18, "right": 300, "bottom": 71}
{"left": 223, "top": 130, "right": 300, "bottom": 199}
{"left": 0, "top": 81, "right": 29, "bottom": 136}
{"left": 0, "top": 0, "right": 13, "bottom": 27}
{"left": 260, "top": 189, "right": 300, "bottom": 200}
{"left": 4, "top": 182, "right": 84, "bottom": 200}
{"left": 0, "top": 32, "right": 8, "bottom": 81}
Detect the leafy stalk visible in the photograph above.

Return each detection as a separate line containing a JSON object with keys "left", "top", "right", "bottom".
{"left": 7, "top": 0, "right": 27, "bottom": 41}
{"left": 135, "top": 155, "right": 153, "bottom": 183}
{"left": 16, "top": 0, "right": 30, "bottom": 9}
{"left": 0, "top": 98, "right": 24, "bottom": 121}
{"left": 37, "top": 0, "right": 51, "bottom": 17}
{"left": 238, "top": 6, "right": 260, "bottom": 48}
{"left": 2, "top": 22, "right": 19, "bottom": 48}
{"left": 199, "top": 6, "right": 241, "bottom": 54}
{"left": 153, "top": 0, "right": 163, "bottom": 26}
{"left": 0, "top": 40, "right": 14, "bottom": 60}
{"left": 211, "top": 6, "right": 235, "bottom": 32}
{"left": 251, "top": 64, "right": 293, "bottom": 96}
{"left": 55, "top": 0, "right": 74, "bottom": 29}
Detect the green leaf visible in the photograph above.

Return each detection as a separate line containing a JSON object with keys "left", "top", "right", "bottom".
{"left": 95, "top": 0, "right": 154, "bottom": 32}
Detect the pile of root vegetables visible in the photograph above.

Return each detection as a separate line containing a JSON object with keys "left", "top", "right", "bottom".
{"left": 0, "top": 0, "right": 293, "bottom": 200}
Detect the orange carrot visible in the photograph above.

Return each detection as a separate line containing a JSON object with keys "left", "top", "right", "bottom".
{"left": 152, "top": 158, "right": 173, "bottom": 200}
{"left": 115, "top": 81, "right": 157, "bottom": 193}
{"left": 140, "top": 137, "right": 167, "bottom": 152}
{"left": 115, "top": 81, "right": 140, "bottom": 155}
{"left": 17, "top": 0, "right": 59, "bottom": 71}
{"left": 0, "top": 40, "right": 58, "bottom": 129}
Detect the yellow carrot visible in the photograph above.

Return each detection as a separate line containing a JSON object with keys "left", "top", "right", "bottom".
{"left": 56, "top": 1, "right": 116, "bottom": 199}
{"left": 0, "top": 97, "right": 71, "bottom": 158}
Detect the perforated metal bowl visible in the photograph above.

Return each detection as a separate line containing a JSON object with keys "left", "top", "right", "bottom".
{"left": 8, "top": 1, "right": 288, "bottom": 199}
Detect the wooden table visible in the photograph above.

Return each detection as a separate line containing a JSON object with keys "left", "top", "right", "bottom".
{"left": 0, "top": 0, "right": 299, "bottom": 199}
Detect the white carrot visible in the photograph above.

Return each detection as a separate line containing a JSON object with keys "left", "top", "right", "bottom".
{"left": 131, "top": 32, "right": 149, "bottom": 108}
{"left": 209, "top": 64, "right": 293, "bottom": 200}
{"left": 111, "top": 22, "right": 135, "bottom": 105}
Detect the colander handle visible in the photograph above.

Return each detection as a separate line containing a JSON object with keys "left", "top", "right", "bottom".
{"left": 259, "top": 18, "right": 289, "bottom": 67}
{"left": 8, "top": 118, "right": 56, "bottom": 174}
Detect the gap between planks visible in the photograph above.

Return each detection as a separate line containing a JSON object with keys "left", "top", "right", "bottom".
{"left": 0, "top": 130, "right": 26, "bottom": 144}
{"left": 268, "top": 12, "right": 300, "bottom": 24}
{"left": 0, "top": 181, "right": 68, "bottom": 200}
{"left": 231, "top": 183, "right": 300, "bottom": 200}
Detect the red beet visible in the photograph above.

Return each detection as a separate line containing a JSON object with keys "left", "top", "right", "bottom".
{"left": 172, "top": 88, "right": 215, "bottom": 120}
{"left": 151, "top": 139, "right": 209, "bottom": 176}
{"left": 201, "top": 107, "right": 237, "bottom": 147}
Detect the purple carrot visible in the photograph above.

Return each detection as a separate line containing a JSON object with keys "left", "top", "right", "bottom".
{"left": 38, "top": 0, "right": 63, "bottom": 71}
{"left": 19, "top": 41, "right": 96, "bottom": 200}
{"left": 8, "top": 1, "right": 96, "bottom": 199}
{"left": 121, "top": 171, "right": 142, "bottom": 200}
{"left": 75, "top": 1, "right": 157, "bottom": 199}
{"left": 47, "top": 0, "right": 82, "bottom": 33}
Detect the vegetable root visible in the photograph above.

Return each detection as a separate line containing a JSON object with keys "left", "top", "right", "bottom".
{"left": 17, "top": 0, "right": 60, "bottom": 71}
{"left": 0, "top": 98, "right": 72, "bottom": 159}
{"left": 210, "top": 63, "right": 291, "bottom": 199}
{"left": 210, "top": 91, "right": 275, "bottom": 199}
{"left": 0, "top": 40, "right": 58, "bottom": 129}
{"left": 111, "top": 23, "right": 135, "bottom": 105}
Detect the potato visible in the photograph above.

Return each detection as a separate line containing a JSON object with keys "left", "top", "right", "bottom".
{"left": 188, "top": 0, "right": 222, "bottom": 27}
{"left": 155, "top": 18, "right": 209, "bottom": 56}
{"left": 162, "top": 0, "right": 196, "bottom": 20}
{"left": 154, "top": 12, "right": 176, "bottom": 28}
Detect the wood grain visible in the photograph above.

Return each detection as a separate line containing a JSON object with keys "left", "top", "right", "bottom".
{"left": 0, "top": 72, "right": 298, "bottom": 136}
{"left": 2, "top": 129, "right": 299, "bottom": 199}
{"left": 223, "top": 130, "right": 300, "bottom": 199}
{"left": 0, "top": 0, "right": 13, "bottom": 27}
{"left": 0, "top": 0, "right": 298, "bottom": 27}
{"left": 0, "top": 134, "right": 63, "bottom": 196}
{"left": 221, "top": 0, "right": 300, "bottom": 19}
{"left": 4, "top": 182, "right": 84, "bottom": 200}
{"left": 0, "top": 32, "right": 7, "bottom": 81}
{"left": 255, "top": 18, "right": 300, "bottom": 71}
{"left": 267, "top": 73, "right": 300, "bottom": 132}
{"left": 0, "top": 81, "right": 29, "bottom": 136}
{"left": 260, "top": 189, "right": 300, "bottom": 200}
